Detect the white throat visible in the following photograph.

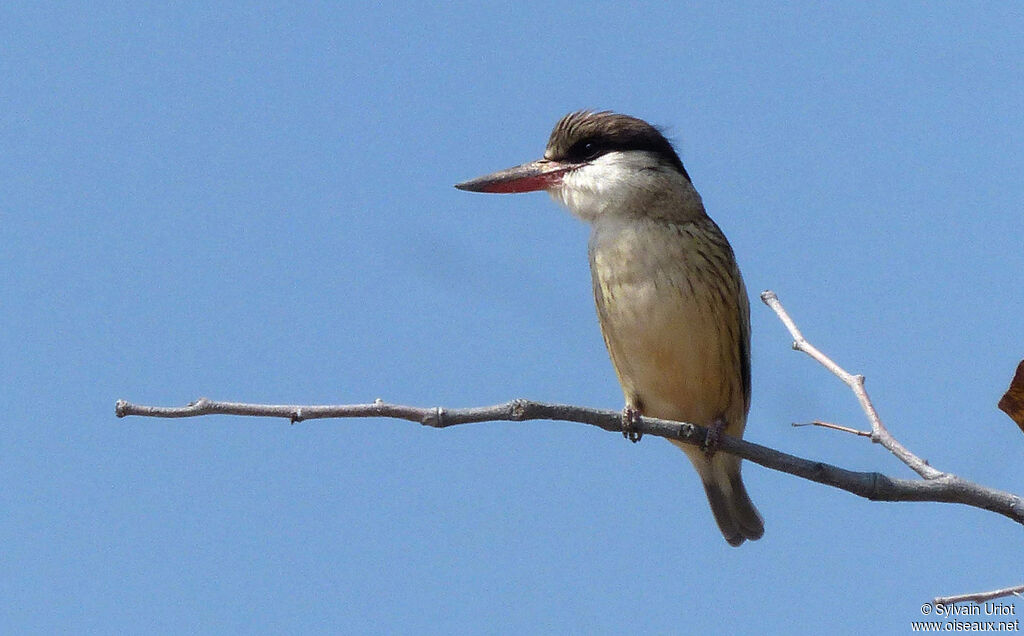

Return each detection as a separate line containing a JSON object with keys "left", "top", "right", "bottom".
{"left": 548, "top": 150, "right": 704, "bottom": 225}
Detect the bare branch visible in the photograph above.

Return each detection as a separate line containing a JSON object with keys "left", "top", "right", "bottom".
{"left": 934, "top": 584, "right": 1024, "bottom": 606}
{"left": 114, "top": 290, "right": 1023, "bottom": 526}
{"left": 115, "top": 289, "right": 1024, "bottom": 603}
{"left": 115, "top": 397, "right": 1024, "bottom": 525}
{"left": 760, "top": 290, "right": 942, "bottom": 479}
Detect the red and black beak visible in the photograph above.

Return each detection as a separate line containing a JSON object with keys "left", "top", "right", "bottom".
{"left": 454, "top": 159, "right": 571, "bottom": 194}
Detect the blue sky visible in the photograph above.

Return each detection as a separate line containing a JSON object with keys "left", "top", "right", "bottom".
{"left": 2, "top": 3, "right": 1022, "bottom": 633}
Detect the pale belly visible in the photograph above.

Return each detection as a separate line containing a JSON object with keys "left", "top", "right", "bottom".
{"left": 589, "top": 218, "right": 746, "bottom": 431}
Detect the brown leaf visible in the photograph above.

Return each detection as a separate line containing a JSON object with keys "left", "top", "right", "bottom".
{"left": 998, "top": 360, "right": 1024, "bottom": 432}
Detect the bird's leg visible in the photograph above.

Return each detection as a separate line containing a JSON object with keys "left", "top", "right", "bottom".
{"left": 621, "top": 404, "right": 643, "bottom": 443}
{"left": 703, "top": 415, "right": 727, "bottom": 458}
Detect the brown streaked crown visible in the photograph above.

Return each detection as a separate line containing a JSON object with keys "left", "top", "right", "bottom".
{"left": 544, "top": 111, "right": 691, "bottom": 182}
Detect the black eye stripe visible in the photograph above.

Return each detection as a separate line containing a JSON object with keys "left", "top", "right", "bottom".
{"left": 547, "top": 111, "right": 691, "bottom": 181}
{"left": 565, "top": 136, "right": 683, "bottom": 163}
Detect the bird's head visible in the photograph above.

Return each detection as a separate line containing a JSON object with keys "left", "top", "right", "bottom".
{"left": 456, "top": 110, "right": 698, "bottom": 222}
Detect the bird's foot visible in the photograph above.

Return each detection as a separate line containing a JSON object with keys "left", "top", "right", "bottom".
{"left": 621, "top": 405, "right": 643, "bottom": 443}
{"left": 703, "top": 416, "right": 727, "bottom": 458}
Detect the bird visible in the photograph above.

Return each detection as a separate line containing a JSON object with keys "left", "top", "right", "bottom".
{"left": 454, "top": 110, "right": 763, "bottom": 546}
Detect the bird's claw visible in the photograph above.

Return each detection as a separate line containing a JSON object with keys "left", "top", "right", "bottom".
{"left": 703, "top": 416, "right": 726, "bottom": 458}
{"left": 622, "top": 405, "right": 643, "bottom": 443}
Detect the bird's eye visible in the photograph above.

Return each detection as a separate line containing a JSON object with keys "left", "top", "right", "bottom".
{"left": 569, "top": 139, "right": 603, "bottom": 162}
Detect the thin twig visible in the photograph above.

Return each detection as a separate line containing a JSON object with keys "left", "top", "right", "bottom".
{"left": 760, "top": 291, "right": 942, "bottom": 479}
{"left": 792, "top": 420, "right": 872, "bottom": 437}
{"left": 934, "top": 584, "right": 1024, "bottom": 606}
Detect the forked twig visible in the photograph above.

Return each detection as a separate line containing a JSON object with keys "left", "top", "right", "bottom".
{"left": 760, "top": 291, "right": 942, "bottom": 479}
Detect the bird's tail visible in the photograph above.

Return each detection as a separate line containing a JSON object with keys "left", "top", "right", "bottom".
{"left": 674, "top": 442, "right": 764, "bottom": 546}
